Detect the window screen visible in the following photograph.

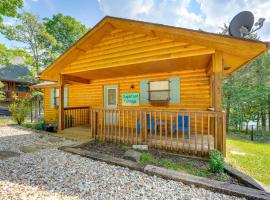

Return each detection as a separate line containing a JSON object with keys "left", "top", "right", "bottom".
{"left": 149, "top": 80, "right": 169, "bottom": 101}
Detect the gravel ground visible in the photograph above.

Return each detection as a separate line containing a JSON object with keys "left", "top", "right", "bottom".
{"left": 0, "top": 126, "right": 245, "bottom": 200}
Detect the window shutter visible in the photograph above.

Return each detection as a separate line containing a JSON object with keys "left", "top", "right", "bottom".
{"left": 169, "top": 77, "right": 180, "bottom": 104}
{"left": 64, "top": 87, "right": 68, "bottom": 108}
{"left": 140, "top": 80, "right": 149, "bottom": 104}
{"left": 50, "top": 88, "right": 55, "bottom": 108}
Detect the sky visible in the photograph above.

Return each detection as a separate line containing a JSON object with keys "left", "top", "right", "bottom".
{"left": 1, "top": 0, "right": 270, "bottom": 48}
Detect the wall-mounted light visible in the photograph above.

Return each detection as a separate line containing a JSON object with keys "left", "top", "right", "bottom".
{"left": 130, "top": 85, "right": 135, "bottom": 89}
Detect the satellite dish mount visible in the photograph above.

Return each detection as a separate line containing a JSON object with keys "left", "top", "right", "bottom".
{"left": 229, "top": 11, "right": 265, "bottom": 38}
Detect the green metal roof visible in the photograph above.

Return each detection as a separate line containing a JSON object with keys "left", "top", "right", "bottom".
{"left": 0, "top": 64, "right": 33, "bottom": 84}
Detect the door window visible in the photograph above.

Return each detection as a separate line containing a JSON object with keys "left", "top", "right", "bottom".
{"left": 107, "top": 88, "right": 117, "bottom": 106}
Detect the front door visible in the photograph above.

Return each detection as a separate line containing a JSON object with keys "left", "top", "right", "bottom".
{"left": 104, "top": 85, "right": 118, "bottom": 125}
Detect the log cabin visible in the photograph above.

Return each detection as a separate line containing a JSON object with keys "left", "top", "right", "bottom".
{"left": 0, "top": 64, "right": 32, "bottom": 102}
{"left": 34, "top": 16, "right": 269, "bottom": 157}
{"left": 0, "top": 65, "right": 32, "bottom": 115}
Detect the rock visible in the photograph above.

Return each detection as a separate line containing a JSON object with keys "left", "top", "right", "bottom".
{"left": 0, "top": 151, "right": 20, "bottom": 160}
{"left": 132, "top": 144, "right": 148, "bottom": 151}
{"left": 123, "top": 150, "right": 141, "bottom": 162}
{"left": 48, "top": 137, "right": 63, "bottom": 143}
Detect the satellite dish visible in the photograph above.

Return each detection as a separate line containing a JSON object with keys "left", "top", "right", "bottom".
{"left": 229, "top": 11, "right": 254, "bottom": 38}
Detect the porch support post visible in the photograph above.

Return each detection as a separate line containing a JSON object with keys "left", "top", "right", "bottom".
{"left": 212, "top": 51, "right": 226, "bottom": 155}
{"left": 58, "top": 74, "right": 65, "bottom": 131}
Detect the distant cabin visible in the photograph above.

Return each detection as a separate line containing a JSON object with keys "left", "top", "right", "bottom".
{"left": 33, "top": 16, "right": 269, "bottom": 157}
{"left": 0, "top": 64, "right": 32, "bottom": 101}
{"left": 0, "top": 64, "right": 33, "bottom": 115}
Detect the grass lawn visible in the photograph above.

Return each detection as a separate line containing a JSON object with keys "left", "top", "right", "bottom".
{"left": 0, "top": 116, "right": 15, "bottom": 126}
{"left": 226, "top": 135, "right": 270, "bottom": 186}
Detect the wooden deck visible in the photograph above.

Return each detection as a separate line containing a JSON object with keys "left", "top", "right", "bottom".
{"left": 62, "top": 107, "right": 225, "bottom": 157}
{"left": 58, "top": 126, "right": 92, "bottom": 142}
{"left": 60, "top": 126, "right": 214, "bottom": 156}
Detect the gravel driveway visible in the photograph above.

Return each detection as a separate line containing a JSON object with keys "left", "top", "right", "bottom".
{"left": 0, "top": 126, "right": 245, "bottom": 200}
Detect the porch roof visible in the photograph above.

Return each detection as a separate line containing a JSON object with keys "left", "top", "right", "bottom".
{"left": 39, "top": 16, "right": 269, "bottom": 82}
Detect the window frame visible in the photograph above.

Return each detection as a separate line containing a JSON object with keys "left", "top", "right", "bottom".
{"left": 148, "top": 80, "right": 170, "bottom": 102}
{"left": 54, "top": 88, "right": 59, "bottom": 107}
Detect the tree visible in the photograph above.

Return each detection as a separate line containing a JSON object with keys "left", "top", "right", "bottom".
{"left": 221, "top": 24, "right": 270, "bottom": 132}
{"left": 0, "top": 0, "right": 23, "bottom": 23}
{"left": 9, "top": 94, "right": 31, "bottom": 125}
{"left": 0, "top": 12, "right": 57, "bottom": 74}
{"left": 43, "top": 13, "right": 87, "bottom": 56}
{"left": 0, "top": 43, "right": 32, "bottom": 65}
{"left": 0, "top": 81, "right": 6, "bottom": 101}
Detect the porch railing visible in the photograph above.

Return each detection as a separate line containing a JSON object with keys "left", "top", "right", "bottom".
{"left": 64, "top": 106, "right": 90, "bottom": 129}
{"left": 88, "top": 108, "right": 226, "bottom": 157}
{"left": 63, "top": 106, "right": 225, "bottom": 157}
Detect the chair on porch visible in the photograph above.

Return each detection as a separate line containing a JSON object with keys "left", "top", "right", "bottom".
{"left": 172, "top": 115, "right": 190, "bottom": 139}
{"left": 137, "top": 114, "right": 158, "bottom": 134}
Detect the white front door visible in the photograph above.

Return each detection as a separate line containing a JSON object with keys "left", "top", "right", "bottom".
{"left": 104, "top": 85, "right": 118, "bottom": 124}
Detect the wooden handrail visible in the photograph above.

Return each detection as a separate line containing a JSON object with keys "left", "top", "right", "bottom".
{"left": 64, "top": 106, "right": 90, "bottom": 110}
{"left": 90, "top": 107, "right": 223, "bottom": 115}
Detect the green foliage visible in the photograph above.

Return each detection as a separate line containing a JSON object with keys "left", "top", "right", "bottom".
{"left": 159, "top": 159, "right": 180, "bottom": 170}
{"left": 0, "top": 12, "right": 57, "bottom": 74}
{"left": 0, "top": 43, "right": 32, "bottom": 65}
{"left": 140, "top": 152, "right": 229, "bottom": 181}
{"left": 8, "top": 94, "right": 31, "bottom": 125}
{"left": 43, "top": 13, "right": 87, "bottom": 56}
{"left": 23, "top": 118, "right": 45, "bottom": 130}
{"left": 140, "top": 152, "right": 157, "bottom": 164}
{"left": 0, "top": 81, "right": 5, "bottom": 101}
{"left": 209, "top": 149, "right": 224, "bottom": 173}
{"left": 223, "top": 51, "right": 270, "bottom": 130}
{"left": 0, "top": 0, "right": 23, "bottom": 23}
{"left": 220, "top": 25, "right": 270, "bottom": 132}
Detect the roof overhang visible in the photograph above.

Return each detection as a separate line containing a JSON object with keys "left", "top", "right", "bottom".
{"left": 39, "top": 16, "right": 269, "bottom": 82}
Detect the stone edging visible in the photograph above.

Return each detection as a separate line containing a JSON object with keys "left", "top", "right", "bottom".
{"left": 59, "top": 146, "right": 270, "bottom": 200}
{"left": 224, "top": 164, "right": 265, "bottom": 191}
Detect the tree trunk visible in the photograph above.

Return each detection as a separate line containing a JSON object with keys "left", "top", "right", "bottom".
{"left": 257, "top": 115, "right": 259, "bottom": 131}
{"left": 245, "top": 122, "right": 249, "bottom": 135}
{"left": 262, "top": 112, "right": 266, "bottom": 131}
{"left": 268, "top": 94, "right": 270, "bottom": 131}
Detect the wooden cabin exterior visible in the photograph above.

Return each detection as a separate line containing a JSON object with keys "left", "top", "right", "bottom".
{"left": 36, "top": 16, "right": 269, "bottom": 157}
{"left": 0, "top": 65, "right": 32, "bottom": 102}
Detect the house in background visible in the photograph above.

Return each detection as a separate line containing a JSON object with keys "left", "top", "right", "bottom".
{"left": 0, "top": 64, "right": 32, "bottom": 115}
{"left": 34, "top": 16, "right": 269, "bottom": 157}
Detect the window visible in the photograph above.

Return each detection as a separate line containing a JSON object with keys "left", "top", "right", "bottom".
{"left": 107, "top": 88, "right": 117, "bottom": 106}
{"left": 149, "top": 80, "right": 170, "bottom": 101}
{"left": 54, "top": 88, "right": 59, "bottom": 107}
{"left": 15, "top": 83, "right": 29, "bottom": 92}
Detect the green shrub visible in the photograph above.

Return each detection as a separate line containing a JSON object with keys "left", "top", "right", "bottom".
{"left": 140, "top": 153, "right": 157, "bottom": 164}
{"left": 9, "top": 94, "right": 30, "bottom": 125}
{"left": 209, "top": 149, "right": 224, "bottom": 173}
{"left": 159, "top": 159, "right": 180, "bottom": 170}
{"left": 23, "top": 118, "right": 45, "bottom": 130}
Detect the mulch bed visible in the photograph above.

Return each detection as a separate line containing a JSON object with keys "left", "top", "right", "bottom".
{"left": 82, "top": 140, "right": 242, "bottom": 186}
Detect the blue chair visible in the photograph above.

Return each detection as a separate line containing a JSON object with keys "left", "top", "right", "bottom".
{"left": 137, "top": 114, "right": 157, "bottom": 134}
{"left": 172, "top": 115, "right": 190, "bottom": 139}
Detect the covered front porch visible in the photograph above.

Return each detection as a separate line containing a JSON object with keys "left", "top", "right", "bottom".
{"left": 60, "top": 106, "right": 225, "bottom": 157}
{"left": 38, "top": 17, "right": 268, "bottom": 157}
